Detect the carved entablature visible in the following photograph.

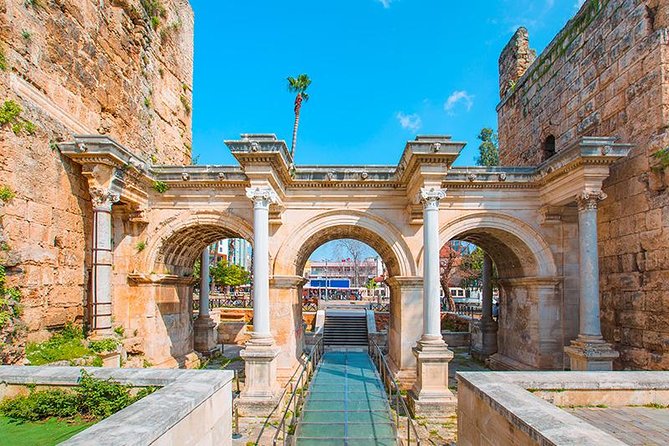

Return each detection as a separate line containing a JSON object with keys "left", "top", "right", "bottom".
{"left": 538, "top": 205, "right": 563, "bottom": 224}
{"left": 59, "top": 136, "right": 152, "bottom": 210}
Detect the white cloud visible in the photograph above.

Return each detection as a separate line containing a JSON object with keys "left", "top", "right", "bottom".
{"left": 377, "top": 0, "right": 392, "bottom": 8}
{"left": 396, "top": 112, "right": 422, "bottom": 131}
{"left": 444, "top": 91, "right": 474, "bottom": 114}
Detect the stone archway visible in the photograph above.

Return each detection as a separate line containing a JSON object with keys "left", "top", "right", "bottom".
{"left": 122, "top": 210, "right": 254, "bottom": 367}
{"left": 437, "top": 213, "right": 562, "bottom": 370}
{"left": 273, "top": 210, "right": 421, "bottom": 383}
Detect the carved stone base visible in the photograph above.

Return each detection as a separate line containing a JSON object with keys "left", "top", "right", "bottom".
{"left": 471, "top": 319, "right": 498, "bottom": 361}
{"left": 193, "top": 316, "right": 218, "bottom": 354}
{"left": 409, "top": 339, "right": 456, "bottom": 419}
{"left": 565, "top": 337, "right": 619, "bottom": 371}
{"left": 238, "top": 338, "right": 281, "bottom": 416}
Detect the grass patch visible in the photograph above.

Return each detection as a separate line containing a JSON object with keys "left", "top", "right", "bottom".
{"left": 0, "top": 416, "right": 94, "bottom": 446}
{"left": 25, "top": 324, "right": 89, "bottom": 365}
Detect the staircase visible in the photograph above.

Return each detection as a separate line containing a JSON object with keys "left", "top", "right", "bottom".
{"left": 323, "top": 310, "right": 368, "bottom": 347}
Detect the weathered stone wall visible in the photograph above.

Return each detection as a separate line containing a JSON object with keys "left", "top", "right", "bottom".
{"left": 497, "top": 0, "right": 669, "bottom": 369}
{"left": 0, "top": 0, "right": 194, "bottom": 351}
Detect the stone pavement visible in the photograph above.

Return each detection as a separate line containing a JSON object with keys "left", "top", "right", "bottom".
{"left": 565, "top": 406, "right": 669, "bottom": 446}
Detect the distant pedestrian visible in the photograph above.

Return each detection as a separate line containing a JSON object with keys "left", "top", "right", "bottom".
{"left": 492, "top": 301, "right": 499, "bottom": 321}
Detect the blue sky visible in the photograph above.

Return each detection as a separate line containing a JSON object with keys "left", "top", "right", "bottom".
{"left": 190, "top": 0, "right": 584, "bottom": 167}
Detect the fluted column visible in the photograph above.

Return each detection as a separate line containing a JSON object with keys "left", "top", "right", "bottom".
{"left": 238, "top": 186, "right": 281, "bottom": 414}
{"left": 89, "top": 187, "right": 119, "bottom": 338}
{"left": 410, "top": 187, "right": 455, "bottom": 419}
{"left": 565, "top": 190, "right": 619, "bottom": 370}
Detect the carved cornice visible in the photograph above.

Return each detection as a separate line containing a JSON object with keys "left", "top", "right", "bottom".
{"left": 128, "top": 273, "right": 197, "bottom": 285}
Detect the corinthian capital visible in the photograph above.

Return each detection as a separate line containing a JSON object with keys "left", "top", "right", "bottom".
{"left": 90, "top": 187, "right": 120, "bottom": 210}
{"left": 576, "top": 189, "right": 607, "bottom": 211}
{"left": 246, "top": 186, "right": 278, "bottom": 209}
{"left": 419, "top": 187, "right": 446, "bottom": 210}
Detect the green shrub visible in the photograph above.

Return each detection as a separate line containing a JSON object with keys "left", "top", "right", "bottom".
{"left": 76, "top": 371, "right": 133, "bottom": 419}
{"left": 135, "top": 240, "right": 146, "bottom": 252}
{"left": 0, "top": 389, "right": 78, "bottom": 421}
{"left": 152, "top": 181, "right": 169, "bottom": 193}
{"left": 0, "top": 47, "right": 7, "bottom": 71}
{"left": 25, "top": 323, "right": 89, "bottom": 365}
{"left": 653, "top": 147, "right": 669, "bottom": 168}
{"left": 88, "top": 338, "right": 119, "bottom": 354}
{"left": 0, "top": 185, "right": 14, "bottom": 203}
{"left": 0, "top": 371, "right": 157, "bottom": 422}
{"left": 0, "top": 100, "right": 21, "bottom": 125}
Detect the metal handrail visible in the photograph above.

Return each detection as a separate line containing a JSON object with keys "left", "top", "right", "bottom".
{"left": 272, "top": 338, "right": 325, "bottom": 445}
{"left": 368, "top": 340, "right": 422, "bottom": 445}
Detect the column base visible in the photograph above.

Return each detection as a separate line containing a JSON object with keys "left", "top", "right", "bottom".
{"left": 238, "top": 338, "right": 281, "bottom": 416}
{"left": 409, "top": 339, "right": 456, "bottom": 419}
{"left": 471, "top": 319, "right": 498, "bottom": 361}
{"left": 194, "top": 316, "right": 218, "bottom": 354}
{"left": 565, "top": 336, "right": 619, "bottom": 371}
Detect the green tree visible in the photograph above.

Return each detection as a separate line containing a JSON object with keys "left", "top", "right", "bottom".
{"left": 476, "top": 128, "right": 499, "bottom": 167}
{"left": 210, "top": 261, "right": 250, "bottom": 287}
{"left": 287, "top": 74, "right": 312, "bottom": 159}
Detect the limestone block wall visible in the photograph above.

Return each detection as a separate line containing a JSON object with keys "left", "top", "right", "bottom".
{"left": 497, "top": 0, "right": 669, "bottom": 369}
{"left": 0, "top": 0, "right": 194, "bottom": 351}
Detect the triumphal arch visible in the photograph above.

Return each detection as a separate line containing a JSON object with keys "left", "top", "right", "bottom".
{"left": 59, "top": 132, "right": 629, "bottom": 413}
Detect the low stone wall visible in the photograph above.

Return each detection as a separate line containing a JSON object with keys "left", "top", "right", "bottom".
{"left": 217, "top": 321, "right": 249, "bottom": 345}
{"left": 442, "top": 331, "right": 470, "bottom": 348}
{"left": 441, "top": 312, "right": 472, "bottom": 332}
{"left": 0, "top": 366, "right": 233, "bottom": 446}
{"left": 457, "top": 371, "right": 669, "bottom": 446}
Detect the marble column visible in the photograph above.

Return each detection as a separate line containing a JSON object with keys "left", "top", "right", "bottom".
{"left": 410, "top": 187, "right": 455, "bottom": 419}
{"left": 238, "top": 186, "right": 281, "bottom": 414}
{"left": 194, "top": 248, "right": 217, "bottom": 354}
{"left": 473, "top": 253, "right": 498, "bottom": 359}
{"left": 565, "top": 190, "right": 619, "bottom": 370}
{"left": 89, "top": 187, "right": 119, "bottom": 338}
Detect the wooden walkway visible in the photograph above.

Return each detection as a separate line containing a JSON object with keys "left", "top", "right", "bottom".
{"left": 566, "top": 406, "right": 669, "bottom": 446}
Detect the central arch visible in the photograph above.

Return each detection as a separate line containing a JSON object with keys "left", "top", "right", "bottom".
{"left": 272, "top": 210, "right": 421, "bottom": 385}
{"left": 273, "top": 209, "right": 416, "bottom": 278}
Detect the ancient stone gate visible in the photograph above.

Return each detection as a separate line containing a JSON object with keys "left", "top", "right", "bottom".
{"left": 60, "top": 132, "right": 629, "bottom": 413}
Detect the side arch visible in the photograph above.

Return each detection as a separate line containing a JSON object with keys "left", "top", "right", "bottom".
{"left": 141, "top": 209, "right": 254, "bottom": 275}
{"left": 423, "top": 212, "right": 558, "bottom": 279}
{"left": 273, "top": 210, "right": 417, "bottom": 278}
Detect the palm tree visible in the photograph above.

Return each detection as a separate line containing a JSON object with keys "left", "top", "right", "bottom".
{"left": 287, "top": 74, "right": 311, "bottom": 159}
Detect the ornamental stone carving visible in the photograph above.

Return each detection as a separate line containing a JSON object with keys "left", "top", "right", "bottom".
{"left": 576, "top": 189, "right": 607, "bottom": 211}
{"left": 419, "top": 187, "right": 446, "bottom": 210}
{"left": 89, "top": 187, "right": 120, "bottom": 210}
{"left": 246, "top": 186, "right": 278, "bottom": 209}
